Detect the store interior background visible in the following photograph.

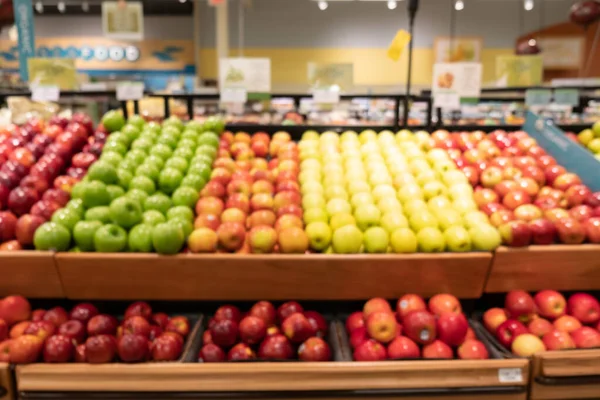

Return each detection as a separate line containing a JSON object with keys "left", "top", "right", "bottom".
{"left": 0, "top": 0, "right": 595, "bottom": 91}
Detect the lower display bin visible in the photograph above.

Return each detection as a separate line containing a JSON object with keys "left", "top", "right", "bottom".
{"left": 472, "top": 318, "right": 600, "bottom": 399}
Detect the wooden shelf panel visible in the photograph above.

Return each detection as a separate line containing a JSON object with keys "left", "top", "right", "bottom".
{"left": 16, "top": 359, "right": 529, "bottom": 392}
{"left": 55, "top": 252, "right": 493, "bottom": 300}
{"left": 0, "top": 363, "right": 13, "bottom": 400}
{"left": 0, "top": 252, "right": 64, "bottom": 298}
{"left": 538, "top": 349, "right": 600, "bottom": 377}
{"left": 485, "top": 245, "right": 600, "bottom": 293}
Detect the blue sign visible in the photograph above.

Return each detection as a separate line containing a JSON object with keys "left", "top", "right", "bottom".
{"left": 12, "top": 0, "right": 35, "bottom": 81}
{"left": 523, "top": 111, "right": 600, "bottom": 192}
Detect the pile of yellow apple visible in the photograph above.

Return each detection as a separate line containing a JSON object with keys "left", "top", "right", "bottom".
{"left": 298, "top": 130, "right": 501, "bottom": 254}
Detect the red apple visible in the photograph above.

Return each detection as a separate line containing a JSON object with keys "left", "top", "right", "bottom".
{"left": 258, "top": 334, "right": 294, "bottom": 360}
{"left": 428, "top": 294, "right": 461, "bottom": 316}
{"left": 387, "top": 336, "right": 420, "bottom": 359}
{"left": 422, "top": 340, "right": 453, "bottom": 359}
{"left": 555, "top": 218, "right": 586, "bottom": 244}
{"left": 198, "top": 343, "right": 225, "bottom": 362}
{"left": 567, "top": 293, "right": 600, "bottom": 325}
{"left": 542, "top": 330, "right": 576, "bottom": 350}
{"left": 457, "top": 339, "right": 489, "bottom": 359}
{"left": 436, "top": 312, "right": 468, "bottom": 346}
{"left": 402, "top": 310, "right": 436, "bottom": 345}
{"left": 496, "top": 319, "right": 528, "bottom": 348}
{"left": 353, "top": 339, "right": 386, "bottom": 361}
{"left": 571, "top": 327, "right": 600, "bottom": 349}
{"left": 43, "top": 334, "right": 74, "bottom": 363}
{"left": 534, "top": 290, "right": 566, "bottom": 320}
{"left": 483, "top": 308, "right": 508, "bottom": 333}
{"left": 298, "top": 337, "right": 331, "bottom": 361}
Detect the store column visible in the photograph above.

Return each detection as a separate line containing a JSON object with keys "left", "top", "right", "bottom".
{"left": 215, "top": 0, "right": 229, "bottom": 73}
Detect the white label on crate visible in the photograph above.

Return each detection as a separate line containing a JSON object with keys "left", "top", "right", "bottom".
{"left": 116, "top": 82, "right": 145, "bottom": 101}
{"left": 313, "top": 89, "right": 340, "bottom": 104}
{"left": 31, "top": 85, "right": 60, "bottom": 102}
{"left": 498, "top": 368, "right": 523, "bottom": 383}
{"left": 220, "top": 88, "right": 247, "bottom": 104}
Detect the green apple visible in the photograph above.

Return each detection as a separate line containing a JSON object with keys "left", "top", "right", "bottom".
{"left": 65, "top": 199, "right": 84, "bottom": 217}
{"left": 87, "top": 161, "right": 118, "bottom": 185}
{"left": 122, "top": 124, "right": 141, "bottom": 142}
{"left": 106, "top": 132, "right": 129, "bottom": 147}
{"left": 131, "top": 138, "right": 154, "bottom": 153}
{"left": 106, "top": 185, "right": 125, "bottom": 202}
{"left": 169, "top": 218, "right": 193, "bottom": 238}
{"left": 302, "top": 193, "right": 326, "bottom": 210}
{"left": 381, "top": 212, "right": 409, "bottom": 233}
{"left": 444, "top": 226, "right": 472, "bottom": 252}
{"left": 100, "top": 151, "right": 124, "bottom": 167}
{"left": 125, "top": 149, "right": 148, "bottom": 166}
{"left": 158, "top": 168, "right": 183, "bottom": 195}
{"left": 390, "top": 228, "right": 418, "bottom": 253}
{"left": 436, "top": 209, "right": 463, "bottom": 230}
{"left": 195, "top": 145, "right": 217, "bottom": 160}
{"left": 73, "top": 220, "right": 103, "bottom": 251}
{"left": 127, "top": 114, "right": 146, "bottom": 129}
{"left": 33, "top": 222, "right": 71, "bottom": 251}
{"left": 409, "top": 211, "right": 439, "bottom": 232}
{"left": 129, "top": 176, "right": 156, "bottom": 195}
{"left": 94, "top": 224, "right": 128, "bottom": 252}
{"left": 416, "top": 227, "right": 446, "bottom": 252}
{"left": 157, "top": 134, "right": 178, "bottom": 150}
{"left": 197, "top": 132, "right": 220, "bottom": 148}
{"left": 102, "top": 141, "right": 128, "bottom": 156}
{"left": 180, "top": 130, "right": 199, "bottom": 142}
{"left": 185, "top": 120, "right": 203, "bottom": 133}
{"left": 70, "top": 182, "right": 87, "bottom": 200}
{"left": 81, "top": 181, "right": 110, "bottom": 208}
{"left": 422, "top": 181, "right": 447, "bottom": 201}
{"left": 176, "top": 139, "right": 196, "bottom": 151}
{"left": 363, "top": 227, "right": 389, "bottom": 253}
{"left": 180, "top": 174, "right": 206, "bottom": 191}
{"left": 172, "top": 187, "right": 199, "bottom": 208}
{"left": 102, "top": 110, "right": 125, "bottom": 133}
{"left": 143, "top": 155, "right": 165, "bottom": 170}
{"left": 128, "top": 224, "right": 154, "bottom": 252}
{"left": 144, "top": 192, "right": 173, "bottom": 215}
{"left": 109, "top": 197, "right": 143, "bottom": 229}
{"left": 164, "top": 156, "right": 189, "bottom": 174}
{"left": 173, "top": 147, "right": 194, "bottom": 161}
{"left": 127, "top": 189, "right": 149, "bottom": 207}
{"left": 354, "top": 204, "right": 381, "bottom": 231}
{"left": 135, "top": 164, "right": 161, "bottom": 183}
{"left": 167, "top": 206, "right": 194, "bottom": 222}
{"left": 189, "top": 161, "right": 212, "bottom": 181}
{"left": 332, "top": 225, "right": 363, "bottom": 254}
{"left": 163, "top": 116, "right": 183, "bottom": 130}
{"left": 143, "top": 210, "right": 167, "bottom": 226}
{"left": 469, "top": 224, "right": 501, "bottom": 251}
{"left": 117, "top": 168, "right": 134, "bottom": 189}
{"left": 326, "top": 198, "right": 352, "bottom": 217}
{"left": 192, "top": 153, "right": 214, "bottom": 166}
{"left": 305, "top": 222, "right": 332, "bottom": 251}
{"left": 84, "top": 206, "right": 112, "bottom": 224}
{"left": 152, "top": 222, "right": 185, "bottom": 255}
{"left": 150, "top": 144, "right": 174, "bottom": 160}
{"left": 303, "top": 208, "right": 328, "bottom": 225}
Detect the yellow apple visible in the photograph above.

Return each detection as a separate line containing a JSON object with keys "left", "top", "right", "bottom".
{"left": 326, "top": 198, "right": 352, "bottom": 217}
{"left": 381, "top": 212, "right": 409, "bottom": 234}
{"left": 390, "top": 228, "right": 418, "bottom": 253}
{"left": 330, "top": 213, "right": 356, "bottom": 231}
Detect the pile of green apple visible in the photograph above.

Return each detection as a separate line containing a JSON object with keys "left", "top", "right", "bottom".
{"left": 32, "top": 112, "right": 224, "bottom": 254}
{"left": 577, "top": 121, "right": 600, "bottom": 159}
{"left": 299, "top": 130, "right": 501, "bottom": 253}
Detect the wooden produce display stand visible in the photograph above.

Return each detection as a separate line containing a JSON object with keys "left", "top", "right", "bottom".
{"left": 529, "top": 349, "right": 600, "bottom": 400}
{"left": 0, "top": 252, "right": 64, "bottom": 298}
{"left": 15, "top": 360, "right": 529, "bottom": 400}
{"left": 0, "top": 364, "right": 14, "bottom": 400}
{"left": 485, "top": 245, "right": 600, "bottom": 293}
{"left": 55, "top": 252, "right": 493, "bottom": 300}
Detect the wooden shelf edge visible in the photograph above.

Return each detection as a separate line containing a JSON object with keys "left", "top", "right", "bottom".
{"left": 16, "top": 359, "right": 529, "bottom": 392}
{"left": 537, "top": 349, "right": 600, "bottom": 377}
{"left": 0, "top": 251, "right": 64, "bottom": 298}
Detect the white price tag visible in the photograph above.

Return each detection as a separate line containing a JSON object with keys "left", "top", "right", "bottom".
{"left": 31, "top": 85, "right": 60, "bottom": 102}
{"left": 313, "top": 89, "right": 340, "bottom": 104}
{"left": 498, "top": 368, "right": 523, "bottom": 383}
{"left": 81, "top": 82, "right": 108, "bottom": 91}
{"left": 116, "top": 82, "right": 145, "bottom": 101}
{"left": 434, "top": 92, "right": 460, "bottom": 110}
{"left": 220, "top": 88, "right": 247, "bottom": 104}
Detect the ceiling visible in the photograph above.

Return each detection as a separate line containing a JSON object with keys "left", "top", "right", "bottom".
{"left": 31, "top": 0, "right": 194, "bottom": 16}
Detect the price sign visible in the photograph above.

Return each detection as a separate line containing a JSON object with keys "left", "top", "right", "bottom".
{"left": 498, "top": 368, "right": 523, "bottom": 383}
{"left": 554, "top": 89, "right": 579, "bottom": 106}
{"left": 313, "top": 89, "right": 340, "bottom": 104}
{"left": 525, "top": 89, "right": 551, "bottom": 106}
{"left": 433, "top": 92, "right": 460, "bottom": 110}
{"left": 31, "top": 85, "right": 60, "bottom": 102}
{"left": 116, "top": 82, "right": 145, "bottom": 101}
{"left": 220, "top": 88, "right": 247, "bottom": 104}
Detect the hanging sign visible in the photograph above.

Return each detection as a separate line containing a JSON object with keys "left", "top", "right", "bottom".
{"left": 102, "top": 1, "right": 144, "bottom": 41}
{"left": 387, "top": 29, "right": 411, "bottom": 62}
{"left": 12, "top": 0, "right": 35, "bottom": 81}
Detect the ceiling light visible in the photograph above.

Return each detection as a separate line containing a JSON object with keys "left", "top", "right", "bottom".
{"left": 454, "top": 0, "right": 464, "bottom": 11}
{"left": 35, "top": 1, "right": 43, "bottom": 13}
{"left": 528, "top": 39, "right": 537, "bottom": 46}
{"left": 179, "top": 0, "right": 187, "bottom": 3}
{"left": 387, "top": 0, "right": 397, "bottom": 10}
{"left": 524, "top": 0, "right": 534, "bottom": 11}
{"left": 82, "top": 1, "right": 89, "bottom": 12}
{"left": 57, "top": 1, "right": 65, "bottom": 13}
{"left": 318, "top": 1, "right": 328, "bottom": 10}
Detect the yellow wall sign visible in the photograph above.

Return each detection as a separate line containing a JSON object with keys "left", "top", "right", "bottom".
{"left": 0, "top": 38, "right": 194, "bottom": 71}
{"left": 495, "top": 55, "right": 543, "bottom": 87}
{"left": 27, "top": 58, "right": 78, "bottom": 90}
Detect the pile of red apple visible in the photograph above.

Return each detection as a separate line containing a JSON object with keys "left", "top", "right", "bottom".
{"left": 0, "top": 296, "right": 191, "bottom": 363}
{"left": 346, "top": 295, "right": 489, "bottom": 361}
{"left": 483, "top": 290, "right": 600, "bottom": 357}
{"left": 433, "top": 129, "right": 600, "bottom": 246}
{"left": 198, "top": 301, "right": 331, "bottom": 362}
{"left": 0, "top": 113, "right": 104, "bottom": 250}
{"left": 191, "top": 130, "right": 308, "bottom": 253}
